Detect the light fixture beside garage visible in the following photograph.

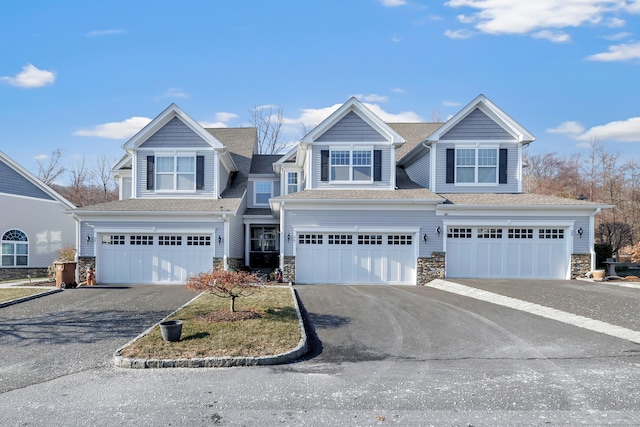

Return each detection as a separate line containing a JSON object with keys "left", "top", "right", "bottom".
{"left": 86, "top": 234, "right": 91, "bottom": 242}
{"left": 577, "top": 227, "right": 583, "bottom": 238}
{"left": 436, "top": 226, "right": 441, "bottom": 236}
{"left": 423, "top": 234, "right": 427, "bottom": 243}
{"left": 218, "top": 236, "right": 223, "bottom": 245}
{"left": 287, "top": 233, "right": 290, "bottom": 241}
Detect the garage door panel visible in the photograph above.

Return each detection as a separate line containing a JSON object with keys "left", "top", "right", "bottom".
{"left": 447, "top": 227, "right": 569, "bottom": 280}
{"left": 296, "top": 233, "right": 415, "bottom": 285}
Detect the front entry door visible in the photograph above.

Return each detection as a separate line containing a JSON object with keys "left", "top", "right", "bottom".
{"left": 249, "top": 226, "right": 279, "bottom": 268}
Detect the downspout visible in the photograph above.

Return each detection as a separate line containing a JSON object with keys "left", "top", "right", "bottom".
{"left": 590, "top": 208, "right": 601, "bottom": 272}
{"left": 422, "top": 141, "right": 433, "bottom": 191}
{"left": 223, "top": 213, "right": 229, "bottom": 271}
{"left": 279, "top": 202, "right": 285, "bottom": 271}
{"left": 73, "top": 214, "right": 80, "bottom": 285}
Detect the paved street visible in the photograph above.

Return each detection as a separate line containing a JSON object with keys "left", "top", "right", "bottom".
{"left": 1, "top": 281, "right": 640, "bottom": 425}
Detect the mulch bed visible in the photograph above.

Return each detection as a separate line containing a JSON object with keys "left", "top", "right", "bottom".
{"left": 197, "top": 310, "right": 263, "bottom": 323}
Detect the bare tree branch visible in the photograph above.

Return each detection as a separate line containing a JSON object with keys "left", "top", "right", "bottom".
{"left": 249, "top": 105, "right": 286, "bottom": 154}
{"left": 36, "top": 149, "right": 65, "bottom": 186}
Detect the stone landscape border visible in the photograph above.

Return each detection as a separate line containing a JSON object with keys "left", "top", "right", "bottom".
{"left": 113, "top": 287, "right": 308, "bottom": 368}
{"left": 0, "top": 288, "right": 62, "bottom": 308}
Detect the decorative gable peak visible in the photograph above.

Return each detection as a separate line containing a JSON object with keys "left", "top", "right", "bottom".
{"left": 301, "top": 97, "right": 405, "bottom": 146}
{"left": 122, "top": 103, "right": 226, "bottom": 151}
{"left": 429, "top": 94, "right": 535, "bottom": 144}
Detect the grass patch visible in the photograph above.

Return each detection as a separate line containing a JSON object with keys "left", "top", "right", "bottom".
{"left": 0, "top": 288, "right": 50, "bottom": 304}
{"left": 119, "top": 287, "right": 301, "bottom": 359}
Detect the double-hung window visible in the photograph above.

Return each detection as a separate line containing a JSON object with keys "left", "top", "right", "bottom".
{"left": 156, "top": 156, "right": 195, "bottom": 191}
{"left": 330, "top": 149, "right": 372, "bottom": 182}
{"left": 456, "top": 148, "right": 497, "bottom": 184}
{"left": 286, "top": 172, "right": 298, "bottom": 194}
{"left": 254, "top": 181, "right": 272, "bottom": 205}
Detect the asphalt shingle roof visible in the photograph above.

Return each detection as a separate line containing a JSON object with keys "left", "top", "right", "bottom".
{"left": 250, "top": 155, "right": 281, "bottom": 174}
{"left": 389, "top": 122, "right": 443, "bottom": 161}
{"left": 440, "top": 193, "right": 600, "bottom": 206}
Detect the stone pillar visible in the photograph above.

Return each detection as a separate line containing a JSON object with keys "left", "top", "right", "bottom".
{"left": 227, "top": 258, "right": 244, "bottom": 270}
{"left": 213, "top": 258, "right": 224, "bottom": 271}
{"left": 571, "top": 253, "right": 592, "bottom": 279}
{"left": 282, "top": 256, "right": 295, "bottom": 284}
{"left": 417, "top": 252, "right": 445, "bottom": 285}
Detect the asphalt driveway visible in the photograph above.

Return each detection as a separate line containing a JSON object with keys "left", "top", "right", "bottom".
{"left": 0, "top": 284, "right": 194, "bottom": 393}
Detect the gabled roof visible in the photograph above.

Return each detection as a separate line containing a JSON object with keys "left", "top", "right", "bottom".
{"left": 250, "top": 155, "right": 281, "bottom": 175}
{"left": 389, "top": 122, "right": 444, "bottom": 162}
{"left": 123, "top": 103, "right": 223, "bottom": 150}
{"left": 439, "top": 193, "right": 611, "bottom": 210}
{"left": 427, "top": 94, "right": 535, "bottom": 143}
{"left": 0, "top": 151, "right": 75, "bottom": 209}
{"left": 301, "top": 97, "right": 405, "bottom": 145}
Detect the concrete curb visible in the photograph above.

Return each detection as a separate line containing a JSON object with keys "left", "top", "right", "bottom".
{"left": 0, "top": 288, "right": 62, "bottom": 308}
{"left": 113, "top": 287, "right": 308, "bottom": 368}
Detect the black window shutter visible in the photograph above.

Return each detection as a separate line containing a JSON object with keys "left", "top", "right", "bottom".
{"left": 146, "top": 156, "right": 155, "bottom": 190}
{"left": 320, "top": 150, "right": 329, "bottom": 182}
{"left": 446, "top": 149, "right": 455, "bottom": 184}
{"left": 373, "top": 150, "right": 382, "bottom": 181}
{"left": 196, "top": 155, "right": 205, "bottom": 190}
{"left": 499, "top": 148, "right": 508, "bottom": 184}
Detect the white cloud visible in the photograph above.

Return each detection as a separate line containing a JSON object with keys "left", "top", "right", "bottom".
{"left": 444, "top": 29, "right": 474, "bottom": 39}
{"left": 547, "top": 118, "right": 640, "bottom": 142}
{"left": 547, "top": 121, "right": 585, "bottom": 135}
{"left": 199, "top": 112, "right": 239, "bottom": 128}
{"left": 74, "top": 117, "right": 152, "bottom": 139}
{"left": 587, "top": 41, "right": 640, "bottom": 61}
{"left": 353, "top": 93, "right": 389, "bottom": 103}
{"left": 34, "top": 154, "right": 48, "bottom": 161}
{"left": 443, "top": 100, "right": 461, "bottom": 107}
{"left": 603, "top": 31, "right": 632, "bottom": 40}
{"left": 0, "top": 64, "right": 55, "bottom": 88}
{"left": 391, "top": 35, "right": 402, "bottom": 42}
{"left": 445, "top": 0, "right": 636, "bottom": 39}
{"left": 153, "top": 87, "right": 188, "bottom": 101}
{"left": 86, "top": 29, "right": 125, "bottom": 37}
{"left": 532, "top": 30, "right": 571, "bottom": 43}
{"left": 605, "top": 17, "right": 626, "bottom": 27}
{"left": 391, "top": 87, "right": 406, "bottom": 94}
{"left": 380, "top": 0, "right": 406, "bottom": 6}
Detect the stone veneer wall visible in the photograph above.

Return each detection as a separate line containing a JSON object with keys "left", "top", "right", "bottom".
{"left": 282, "top": 256, "right": 295, "bottom": 284}
{"left": 0, "top": 267, "right": 49, "bottom": 282}
{"left": 417, "top": 252, "right": 445, "bottom": 285}
{"left": 212, "top": 258, "right": 244, "bottom": 271}
{"left": 77, "top": 257, "right": 96, "bottom": 284}
{"left": 571, "top": 253, "right": 592, "bottom": 279}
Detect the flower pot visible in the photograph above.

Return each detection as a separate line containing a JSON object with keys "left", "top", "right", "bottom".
{"left": 159, "top": 320, "right": 183, "bottom": 342}
{"left": 592, "top": 270, "right": 605, "bottom": 281}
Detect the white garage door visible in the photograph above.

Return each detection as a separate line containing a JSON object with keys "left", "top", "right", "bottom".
{"left": 98, "top": 234, "right": 213, "bottom": 284}
{"left": 446, "top": 227, "right": 569, "bottom": 279}
{"left": 296, "top": 233, "right": 416, "bottom": 284}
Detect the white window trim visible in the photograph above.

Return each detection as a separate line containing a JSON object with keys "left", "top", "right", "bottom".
{"left": 254, "top": 181, "right": 273, "bottom": 206}
{"left": 154, "top": 153, "right": 197, "bottom": 193}
{"left": 329, "top": 146, "right": 374, "bottom": 184}
{"left": 286, "top": 171, "right": 299, "bottom": 195}
{"left": 454, "top": 144, "right": 499, "bottom": 186}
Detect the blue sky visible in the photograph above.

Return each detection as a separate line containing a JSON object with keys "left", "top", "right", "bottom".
{"left": 2, "top": 0, "right": 640, "bottom": 183}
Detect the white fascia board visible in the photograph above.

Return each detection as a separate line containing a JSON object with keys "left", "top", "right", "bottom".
{"left": 292, "top": 225, "right": 420, "bottom": 233}
{"left": 302, "top": 97, "right": 404, "bottom": 145}
{"left": 92, "top": 226, "right": 219, "bottom": 234}
{"left": 71, "top": 212, "right": 228, "bottom": 222}
{"left": 112, "top": 153, "right": 132, "bottom": 172}
{"left": 429, "top": 94, "right": 535, "bottom": 143}
{"left": 0, "top": 151, "right": 76, "bottom": 209}
{"left": 442, "top": 219, "right": 576, "bottom": 227}
{"left": 436, "top": 206, "right": 606, "bottom": 216}
{"left": 276, "top": 200, "right": 440, "bottom": 210}
{"left": 123, "top": 104, "right": 225, "bottom": 151}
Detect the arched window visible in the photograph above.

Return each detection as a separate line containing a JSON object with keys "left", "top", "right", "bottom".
{"left": 1, "top": 230, "right": 28, "bottom": 267}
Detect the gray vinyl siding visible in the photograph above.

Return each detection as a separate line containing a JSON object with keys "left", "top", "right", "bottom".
{"left": 311, "top": 145, "right": 391, "bottom": 189}
{"left": 121, "top": 177, "right": 132, "bottom": 199}
{"left": 0, "top": 161, "right": 54, "bottom": 200}
{"left": 1, "top": 194, "right": 76, "bottom": 267}
{"left": 79, "top": 220, "right": 223, "bottom": 258}
{"left": 137, "top": 150, "right": 216, "bottom": 198}
{"left": 316, "top": 111, "right": 387, "bottom": 142}
{"left": 434, "top": 143, "right": 519, "bottom": 193}
{"left": 572, "top": 216, "right": 591, "bottom": 254}
{"left": 441, "top": 108, "right": 515, "bottom": 141}
{"left": 140, "top": 117, "right": 210, "bottom": 148}
{"left": 282, "top": 209, "right": 440, "bottom": 258}
{"left": 227, "top": 194, "right": 247, "bottom": 259}
{"left": 247, "top": 179, "right": 280, "bottom": 208}
{"left": 405, "top": 150, "right": 431, "bottom": 189}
